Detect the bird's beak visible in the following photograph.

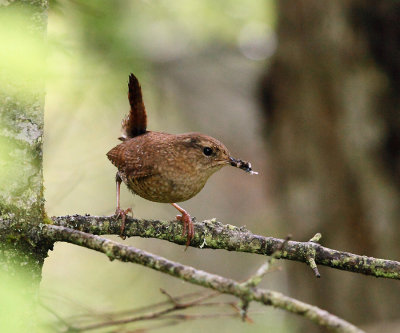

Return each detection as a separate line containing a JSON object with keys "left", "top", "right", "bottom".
{"left": 228, "top": 157, "right": 258, "bottom": 175}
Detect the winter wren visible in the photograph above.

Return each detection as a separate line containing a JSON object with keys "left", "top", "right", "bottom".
{"left": 107, "top": 74, "right": 257, "bottom": 247}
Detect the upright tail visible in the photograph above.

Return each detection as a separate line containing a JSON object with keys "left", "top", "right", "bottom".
{"left": 119, "top": 73, "right": 147, "bottom": 140}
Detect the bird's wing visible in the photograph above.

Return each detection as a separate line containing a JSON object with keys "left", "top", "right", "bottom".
{"left": 107, "top": 141, "right": 154, "bottom": 180}
{"left": 120, "top": 73, "right": 147, "bottom": 140}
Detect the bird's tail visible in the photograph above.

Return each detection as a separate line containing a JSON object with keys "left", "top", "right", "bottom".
{"left": 120, "top": 73, "right": 147, "bottom": 140}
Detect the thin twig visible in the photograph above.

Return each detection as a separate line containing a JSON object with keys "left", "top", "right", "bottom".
{"left": 306, "top": 233, "right": 322, "bottom": 278}
{"left": 72, "top": 289, "right": 221, "bottom": 331}
{"left": 40, "top": 301, "right": 74, "bottom": 331}
{"left": 67, "top": 291, "right": 206, "bottom": 322}
{"left": 243, "top": 234, "right": 291, "bottom": 288}
{"left": 238, "top": 235, "right": 291, "bottom": 320}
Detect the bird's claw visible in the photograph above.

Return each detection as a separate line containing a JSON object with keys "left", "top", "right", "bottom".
{"left": 176, "top": 212, "right": 194, "bottom": 250}
{"left": 115, "top": 207, "right": 132, "bottom": 239}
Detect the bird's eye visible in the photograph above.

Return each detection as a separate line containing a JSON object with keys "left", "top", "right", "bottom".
{"left": 203, "top": 147, "right": 213, "bottom": 156}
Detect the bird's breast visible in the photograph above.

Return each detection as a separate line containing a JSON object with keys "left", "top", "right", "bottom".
{"left": 127, "top": 171, "right": 208, "bottom": 203}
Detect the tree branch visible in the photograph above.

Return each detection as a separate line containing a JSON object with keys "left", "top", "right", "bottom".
{"left": 42, "top": 224, "right": 363, "bottom": 333}
{"left": 51, "top": 215, "right": 400, "bottom": 280}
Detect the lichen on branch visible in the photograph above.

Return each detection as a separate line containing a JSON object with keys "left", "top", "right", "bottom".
{"left": 51, "top": 214, "right": 400, "bottom": 280}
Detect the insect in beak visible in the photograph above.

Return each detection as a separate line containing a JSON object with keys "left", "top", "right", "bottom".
{"left": 229, "top": 157, "right": 258, "bottom": 175}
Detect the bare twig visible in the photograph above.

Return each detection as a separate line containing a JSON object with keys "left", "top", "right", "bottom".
{"left": 42, "top": 291, "right": 217, "bottom": 332}
{"left": 69, "top": 290, "right": 225, "bottom": 331}
{"left": 66, "top": 291, "right": 207, "bottom": 323}
{"left": 42, "top": 224, "right": 364, "bottom": 333}
{"left": 40, "top": 301, "right": 75, "bottom": 331}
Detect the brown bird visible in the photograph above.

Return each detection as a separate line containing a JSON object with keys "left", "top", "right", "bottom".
{"left": 107, "top": 74, "right": 257, "bottom": 247}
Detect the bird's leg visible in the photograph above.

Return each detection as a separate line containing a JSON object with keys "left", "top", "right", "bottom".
{"left": 114, "top": 172, "right": 132, "bottom": 239}
{"left": 171, "top": 203, "right": 194, "bottom": 249}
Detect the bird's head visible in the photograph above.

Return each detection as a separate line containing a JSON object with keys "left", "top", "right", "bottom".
{"left": 177, "top": 133, "right": 258, "bottom": 176}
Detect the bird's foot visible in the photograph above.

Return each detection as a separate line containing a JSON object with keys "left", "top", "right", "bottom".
{"left": 115, "top": 207, "right": 132, "bottom": 240}
{"left": 176, "top": 212, "right": 194, "bottom": 250}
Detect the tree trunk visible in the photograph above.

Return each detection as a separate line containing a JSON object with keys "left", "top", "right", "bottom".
{"left": 260, "top": 1, "right": 400, "bottom": 331}
{"left": 0, "top": 0, "right": 50, "bottom": 330}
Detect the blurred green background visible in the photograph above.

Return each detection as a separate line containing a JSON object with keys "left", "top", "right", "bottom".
{"left": 41, "top": 0, "right": 286, "bottom": 332}
{"left": 2, "top": 0, "right": 399, "bottom": 332}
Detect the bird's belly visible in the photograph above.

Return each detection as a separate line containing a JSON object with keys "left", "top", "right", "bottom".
{"left": 127, "top": 174, "right": 206, "bottom": 203}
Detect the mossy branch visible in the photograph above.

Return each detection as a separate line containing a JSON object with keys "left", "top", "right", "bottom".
{"left": 50, "top": 215, "right": 400, "bottom": 280}
{"left": 42, "top": 224, "right": 364, "bottom": 333}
